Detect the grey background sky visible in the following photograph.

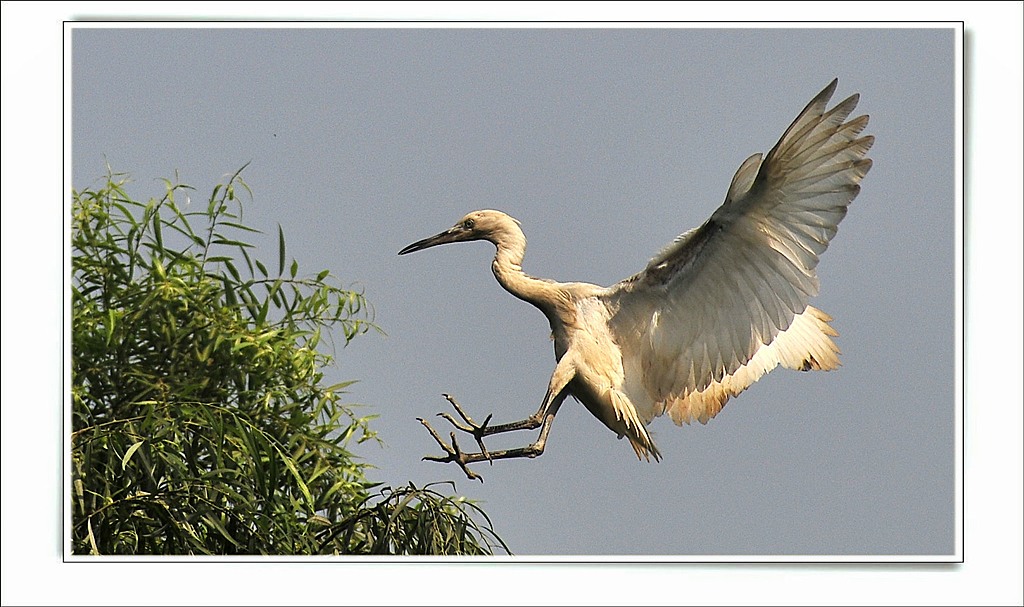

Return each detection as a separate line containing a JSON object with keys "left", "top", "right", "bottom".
{"left": 70, "top": 27, "right": 955, "bottom": 557}
{"left": 0, "top": 3, "right": 1021, "bottom": 605}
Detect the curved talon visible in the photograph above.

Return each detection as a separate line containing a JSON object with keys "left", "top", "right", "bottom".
{"left": 477, "top": 440, "right": 492, "bottom": 464}
{"left": 476, "top": 415, "right": 493, "bottom": 462}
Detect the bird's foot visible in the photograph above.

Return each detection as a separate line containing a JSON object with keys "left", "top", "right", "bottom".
{"left": 417, "top": 417, "right": 484, "bottom": 482}
{"left": 418, "top": 394, "right": 551, "bottom": 480}
{"left": 436, "top": 393, "right": 494, "bottom": 461}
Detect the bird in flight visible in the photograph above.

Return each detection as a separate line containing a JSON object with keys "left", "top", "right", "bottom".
{"left": 399, "top": 79, "right": 873, "bottom": 481}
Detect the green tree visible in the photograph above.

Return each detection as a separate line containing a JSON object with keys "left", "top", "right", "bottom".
{"left": 71, "top": 166, "right": 508, "bottom": 555}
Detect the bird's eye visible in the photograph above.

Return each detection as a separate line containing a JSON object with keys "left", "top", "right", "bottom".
{"left": 462, "top": 219, "right": 475, "bottom": 230}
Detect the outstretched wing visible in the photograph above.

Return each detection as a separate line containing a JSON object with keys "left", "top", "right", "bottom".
{"left": 604, "top": 79, "right": 873, "bottom": 425}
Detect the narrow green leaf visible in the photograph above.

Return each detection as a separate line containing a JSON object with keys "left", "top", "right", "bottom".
{"left": 224, "top": 279, "right": 238, "bottom": 307}
{"left": 239, "top": 286, "right": 260, "bottom": 319}
{"left": 278, "top": 225, "right": 286, "bottom": 277}
{"left": 239, "top": 246, "right": 255, "bottom": 276}
{"left": 323, "top": 381, "right": 357, "bottom": 393}
{"left": 231, "top": 340, "right": 256, "bottom": 353}
{"left": 87, "top": 518, "right": 100, "bottom": 555}
{"left": 281, "top": 454, "right": 314, "bottom": 511}
{"left": 387, "top": 492, "right": 418, "bottom": 528}
{"left": 256, "top": 295, "right": 271, "bottom": 326}
{"left": 111, "top": 201, "right": 139, "bottom": 229}
{"left": 290, "top": 259, "right": 298, "bottom": 279}
{"left": 105, "top": 309, "right": 116, "bottom": 346}
{"left": 121, "top": 440, "right": 145, "bottom": 470}
{"left": 165, "top": 221, "right": 201, "bottom": 246}
{"left": 266, "top": 279, "right": 284, "bottom": 311}
{"left": 152, "top": 213, "right": 163, "bottom": 251}
{"left": 211, "top": 237, "right": 254, "bottom": 249}
{"left": 202, "top": 513, "right": 242, "bottom": 549}
{"left": 220, "top": 221, "right": 262, "bottom": 234}
{"left": 223, "top": 260, "right": 241, "bottom": 282}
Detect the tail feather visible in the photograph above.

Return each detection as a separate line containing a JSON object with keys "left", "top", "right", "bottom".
{"left": 608, "top": 390, "right": 662, "bottom": 461}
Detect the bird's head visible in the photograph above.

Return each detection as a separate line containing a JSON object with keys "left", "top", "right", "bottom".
{"left": 398, "top": 210, "right": 523, "bottom": 255}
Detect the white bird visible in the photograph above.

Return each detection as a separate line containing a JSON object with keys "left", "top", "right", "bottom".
{"left": 399, "top": 79, "right": 873, "bottom": 480}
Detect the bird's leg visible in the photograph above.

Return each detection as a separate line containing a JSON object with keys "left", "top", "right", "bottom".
{"left": 421, "top": 358, "right": 576, "bottom": 480}
{"left": 435, "top": 393, "right": 545, "bottom": 458}
{"left": 419, "top": 390, "right": 568, "bottom": 481}
{"left": 417, "top": 397, "right": 565, "bottom": 483}
{"left": 436, "top": 353, "right": 576, "bottom": 443}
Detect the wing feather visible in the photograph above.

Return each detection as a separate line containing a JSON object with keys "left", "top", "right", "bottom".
{"left": 605, "top": 79, "right": 872, "bottom": 424}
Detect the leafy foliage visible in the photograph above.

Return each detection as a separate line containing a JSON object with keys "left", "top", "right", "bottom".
{"left": 71, "top": 167, "right": 508, "bottom": 555}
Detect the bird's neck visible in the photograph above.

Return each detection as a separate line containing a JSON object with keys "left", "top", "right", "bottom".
{"left": 491, "top": 236, "right": 563, "bottom": 314}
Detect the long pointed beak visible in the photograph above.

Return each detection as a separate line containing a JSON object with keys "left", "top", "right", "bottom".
{"left": 398, "top": 227, "right": 466, "bottom": 255}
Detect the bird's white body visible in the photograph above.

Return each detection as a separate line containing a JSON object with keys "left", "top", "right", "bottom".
{"left": 401, "top": 79, "right": 872, "bottom": 470}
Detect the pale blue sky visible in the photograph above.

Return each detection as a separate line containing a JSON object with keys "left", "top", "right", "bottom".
{"left": 70, "top": 26, "right": 955, "bottom": 556}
